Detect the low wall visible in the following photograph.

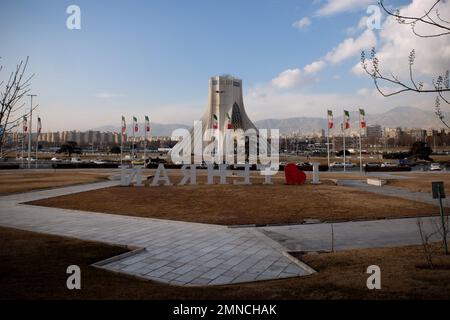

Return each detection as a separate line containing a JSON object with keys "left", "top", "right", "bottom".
{"left": 367, "top": 178, "right": 386, "bottom": 187}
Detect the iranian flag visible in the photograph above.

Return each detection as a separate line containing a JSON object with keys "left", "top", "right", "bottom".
{"left": 213, "top": 114, "right": 218, "bottom": 129}
{"left": 359, "top": 108, "right": 366, "bottom": 129}
{"left": 133, "top": 116, "right": 138, "bottom": 133}
{"left": 121, "top": 116, "right": 126, "bottom": 134}
{"left": 37, "top": 117, "right": 42, "bottom": 134}
{"left": 226, "top": 113, "right": 233, "bottom": 129}
{"left": 327, "top": 110, "right": 333, "bottom": 129}
{"left": 23, "top": 115, "right": 28, "bottom": 133}
{"left": 343, "top": 110, "right": 350, "bottom": 129}
{"left": 145, "top": 115, "right": 150, "bottom": 132}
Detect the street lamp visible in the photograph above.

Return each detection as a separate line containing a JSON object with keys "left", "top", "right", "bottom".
{"left": 27, "top": 94, "right": 37, "bottom": 169}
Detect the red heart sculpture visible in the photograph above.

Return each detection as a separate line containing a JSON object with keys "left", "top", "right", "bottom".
{"left": 284, "top": 163, "right": 306, "bottom": 185}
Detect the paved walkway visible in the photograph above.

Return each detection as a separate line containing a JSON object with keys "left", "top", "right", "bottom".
{"left": 0, "top": 182, "right": 312, "bottom": 286}
{"left": 259, "top": 176, "right": 448, "bottom": 252}
{"left": 260, "top": 216, "right": 445, "bottom": 252}
{"left": 1, "top": 179, "right": 447, "bottom": 286}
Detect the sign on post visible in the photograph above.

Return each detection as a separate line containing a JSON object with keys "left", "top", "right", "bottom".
{"left": 432, "top": 181, "right": 445, "bottom": 199}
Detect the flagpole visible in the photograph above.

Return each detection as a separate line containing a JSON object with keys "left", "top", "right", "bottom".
{"left": 35, "top": 116, "right": 39, "bottom": 169}
{"left": 327, "top": 121, "right": 330, "bottom": 171}
{"left": 144, "top": 118, "right": 147, "bottom": 166}
{"left": 120, "top": 134, "right": 123, "bottom": 166}
{"left": 21, "top": 118, "right": 24, "bottom": 169}
{"left": 359, "top": 125, "right": 362, "bottom": 173}
{"left": 27, "top": 94, "right": 36, "bottom": 169}
{"left": 120, "top": 116, "right": 123, "bottom": 166}
{"left": 21, "top": 133, "right": 24, "bottom": 168}
{"left": 343, "top": 110, "right": 346, "bottom": 173}
{"left": 132, "top": 117, "right": 135, "bottom": 168}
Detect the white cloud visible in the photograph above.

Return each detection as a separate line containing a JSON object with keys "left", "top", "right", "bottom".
{"left": 249, "top": 0, "right": 449, "bottom": 122}
{"left": 325, "top": 29, "right": 376, "bottom": 64}
{"left": 295, "top": 29, "right": 376, "bottom": 77}
{"left": 316, "top": 0, "right": 375, "bottom": 17}
{"left": 304, "top": 60, "right": 326, "bottom": 74}
{"left": 268, "top": 27, "right": 376, "bottom": 92}
{"left": 346, "top": 16, "right": 370, "bottom": 35}
{"left": 292, "top": 17, "right": 311, "bottom": 30}
{"left": 271, "top": 68, "right": 304, "bottom": 89}
{"left": 357, "top": 88, "right": 370, "bottom": 96}
{"left": 94, "top": 92, "right": 123, "bottom": 99}
{"left": 352, "top": 0, "right": 450, "bottom": 79}
{"left": 244, "top": 83, "right": 437, "bottom": 121}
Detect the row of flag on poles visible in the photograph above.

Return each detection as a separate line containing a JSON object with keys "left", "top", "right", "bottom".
{"left": 22, "top": 115, "right": 42, "bottom": 134}
{"left": 121, "top": 115, "right": 151, "bottom": 135}
{"left": 327, "top": 109, "right": 366, "bottom": 130}
{"left": 212, "top": 113, "right": 233, "bottom": 130}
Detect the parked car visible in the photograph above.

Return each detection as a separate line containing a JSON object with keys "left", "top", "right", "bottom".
{"left": 330, "top": 162, "right": 344, "bottom": 168}
{"left": 51, "top": 157, "right": 60, "bottom": 161}
{"left": 381, "top": 162, "right": 397, "bottom": 168}
{"left": 430, "top": 163, "right": 443, "bottom": 171}
{"left": 365, "top": 162, "right": 380, "bottom": 168}
{"left": 343, "top": 162, "right": 354, "bottom": 168}
{"left": 196, "top": 161, "right": 208, "bottom": 169}
{"left": 131, "top": 159, "right": 145, "bottom": 165}
{"left": 70, "top": 157, "right": 82, "bottom": 163}
{"left": 93, "top": 159, "right": 106, "bottom": 165}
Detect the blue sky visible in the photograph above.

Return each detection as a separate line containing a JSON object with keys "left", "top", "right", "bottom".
{"left": 2, "top": 0, "right": 445, "bottom": 131}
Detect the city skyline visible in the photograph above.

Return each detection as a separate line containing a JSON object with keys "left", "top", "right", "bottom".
{"left": 9, "top": 105, "right": 450, "bottom": 138}
{"left": 2, "top": 0, "right": 449, "bottom": 131}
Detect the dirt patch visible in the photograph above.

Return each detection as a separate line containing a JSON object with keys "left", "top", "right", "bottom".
{"left": 1, "top": 226, "right": 449, "bottom": 299}
{"left": 0, "top": 171, "right": 109, "bottom": 195}
{"left": 28, "top": 182, "right": 440, "bottom": 225}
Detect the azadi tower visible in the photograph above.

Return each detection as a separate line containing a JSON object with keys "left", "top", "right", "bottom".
{"left": 171, "top": 75, "right": 267, "bottom": 163}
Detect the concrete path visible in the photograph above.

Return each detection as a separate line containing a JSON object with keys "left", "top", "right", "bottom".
{"left": 1, "top": 179, "right": 447, "bottom": 286}
{"left": 0, "top": 182, "right": 312, "bottom": 286}
{"left": 259, "top": 216, "right": 446, "bottom": 252}
{"left": 338, "top": 179, "right": 450, "bottom": 207}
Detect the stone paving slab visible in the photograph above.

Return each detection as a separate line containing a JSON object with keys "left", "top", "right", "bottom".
{"left": 0, "top": 181, "right": 312, "bottom": 286}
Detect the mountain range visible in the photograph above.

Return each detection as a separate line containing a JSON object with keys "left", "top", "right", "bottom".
{"left": 256, "top": 107, "right": 449, "bottom": 135}
{"left": 92, "top": 107, "right": 448, "bottom": 136}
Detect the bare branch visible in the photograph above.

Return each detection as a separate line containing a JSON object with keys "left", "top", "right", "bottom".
{"left": 379, "top": 0, "right": 450, "bottom": 38}
{"left": 436, "top": 8, "right": 450, "bottom": 25}
{"left": 0, "top": 56, "right": 34, "bottom": 149}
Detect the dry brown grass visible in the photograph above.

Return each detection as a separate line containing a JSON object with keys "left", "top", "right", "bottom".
{"left": 388, "top": 172, "right": 450, "bottom": 193}
{"left": 29, "top": 180, "right": 440, "bottom": 225}
{"left": 0, "top": 171, "right": 109, "bottom": 195}
{"left": 1, "top": 226, "right": 449, "bottom": 300}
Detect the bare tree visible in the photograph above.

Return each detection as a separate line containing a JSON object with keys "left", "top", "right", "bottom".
{"left": 361, "top": 0, "right": 450, "bottom": 127}
{"left": 416, "top": 214, "right": 449, "bottom": 268}
{"left": 0, "top": 57, "right": 35, "bottom": 154}
{"left": 417, "top": 218, "right": 436, "bottom": 269}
